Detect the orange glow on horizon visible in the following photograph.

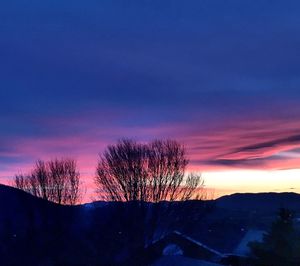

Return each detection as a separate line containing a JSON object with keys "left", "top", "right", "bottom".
{"left": 202, "top": 169, "right": 300, "bottom": 199}
{"left": 2, "top": 168, "right": 299, "bottom": 203}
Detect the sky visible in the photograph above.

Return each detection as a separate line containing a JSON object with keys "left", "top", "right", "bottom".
{"left": 1, "top": 0, "right": 300, "bottom": 201}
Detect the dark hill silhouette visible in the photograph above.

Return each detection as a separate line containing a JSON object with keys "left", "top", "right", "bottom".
{"left": 216, "top": 192, "right": 300, "bottom": 213}
{"left": 0, "top": 184, "right": 98, "bottom": 237}
{"left": 2, "top": 185, "right": 300, "bottom": 237}
{"left": 0, "top": 183, "right": 56, "bottom": 210}
{"left": 1, "top": 185, "right": 300, "bottom": 264}
{"left": 0, "top": 184, "right": 99, "bottom": 265}
{"left": 0, "top": 184, "right": 55, "bottom": 235}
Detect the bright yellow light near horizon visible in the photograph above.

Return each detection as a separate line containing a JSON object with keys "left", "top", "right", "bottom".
{"left": 201, "top": 169, "right": 300, "bottom": 197}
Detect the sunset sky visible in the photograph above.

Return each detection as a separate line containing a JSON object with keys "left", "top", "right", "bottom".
{"left": 1, "top": 1, "right": 300, "bottom": 201}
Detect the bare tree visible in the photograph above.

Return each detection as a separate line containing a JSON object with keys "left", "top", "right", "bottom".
{"left": 147, "top": 140, "right": 204, "bottom": 202}
{"left": 95, "top": 139, "right": 204, "bottom": 255}
{"left": 95, "top": 139, "right": 203, "bottom": 202}
{"left": 14, "top": 158, "right": 82, "bottom": 205}
{"left": 96, "top": 139, "right": 148, "bottom": 202}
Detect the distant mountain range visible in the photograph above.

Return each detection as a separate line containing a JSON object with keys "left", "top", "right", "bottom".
{"left": 1, "top": 184, "right": 300, "bottom": 223}
{"left": 1, "top": 183, "right": 299, "bottom": 242}
{"left": 216, "top": 192, "right": 300, "bottom": 213}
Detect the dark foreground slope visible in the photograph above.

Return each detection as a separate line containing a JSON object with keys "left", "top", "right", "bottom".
{"left": 1, "top": 185, "right": 300, "bottom": 265}
{"left": 0, "top": 185, "right": 93, "bottom": 265}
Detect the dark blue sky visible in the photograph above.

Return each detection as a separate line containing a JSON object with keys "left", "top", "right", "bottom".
{"left": 1, "top": 1, "right": 300, "bottom": 193}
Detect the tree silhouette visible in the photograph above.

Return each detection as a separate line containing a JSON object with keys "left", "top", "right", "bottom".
{"left": 95, "top": 139, "right": 203, "bottom": 202}
{"left": 95, "top": 139, "right": 204, "bottom": 258}
{"left": 249, "top": 208, "right": 300, "bottom": 266}
{"left": 14, "top": 158, "right": 82, "bottom": 205}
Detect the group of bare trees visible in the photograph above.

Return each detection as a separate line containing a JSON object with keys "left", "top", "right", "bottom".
{"left": 13, "top": 139, "right": 204, "bottom": 257}
{"left": 14, "top": 158, "right": 81, "bottom": 205}
{"left": 14, "top": 139, "right": 204, "bottom": 206}
{"left": 95, "top": 139, "right": 203, "bottom": 202}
